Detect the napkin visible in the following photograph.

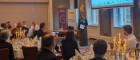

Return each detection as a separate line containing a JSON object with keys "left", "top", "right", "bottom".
{"left": 75, "top": 49, "right": 81, "bottom": 57}
{"left": 86, "top": 44, "right": 94, "bottom": 55}
{"left": 33, "top": 36, "right": 38, "bottom": 41}
{"left": 78, "top": 55, "right": 84, "bottom": 60}
{"left": 89, "top": 44, "right": 93, "bottom": 52}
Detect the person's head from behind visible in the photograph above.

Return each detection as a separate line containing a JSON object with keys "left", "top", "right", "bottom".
{"left": 0, "top": 30, "right": 10, "bottom": 40}
{"left": 32, "top": 22, "right": 36, "bottom": 26}
{"left": 23, "top": 21, "right": 26, "bottom": 25}
{"left": 93, "top": 39, "right": 107, "bottom": 57}
{"left": 7, "top": 21, "right": 10, "bottom": 25}
{"left": 1, "top": 23, "right": 5, "bottom": 28}
{"left": 68, "top": 26, "right": 74, "bottom": 30}
{"left": 5, "top": 23, "right": 9, "bottom": 28}
{"left": 42, "top": 33, "right": 56, "bottom": 51}
{"left": 40, "top": 22, "right": 46, "bottom": 30}
{"left": 123, "top": 25, "right": 132, "bottom": 36}
{"left": 65, "top": 30, "right": 74, "bottom": 41}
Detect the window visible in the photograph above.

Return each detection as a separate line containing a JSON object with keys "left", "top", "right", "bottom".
{"left": 113, "top": 7, "right": 131, "bottom": 27}
{"left": 91, "top": 9, "right": 99, "bottom": 26}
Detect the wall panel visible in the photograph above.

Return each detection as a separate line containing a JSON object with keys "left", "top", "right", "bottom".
{"left": 0, "top": 3, "right": 48, "bottom": 29}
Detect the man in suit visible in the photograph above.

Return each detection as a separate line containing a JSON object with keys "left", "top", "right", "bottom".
{"left": 29, "top": 22, "right": 39, "bottom": 38}
{"left": 37, "top": 22, "right": 46, "bottom": 38}
{"left": 36, "top": 33, "right": 59, "bottom": 60}
{"left": 37, "top": 22, "right": 60, "bottom": 53}
{"left": 19, "top": 22, "right": 29, "bottom": 36}
{"left": 23, "top": 21, "right": 27, "bottom": 27}
{"left": 0, "top": 30, "right": 14, "bottom": 60}
{"left": 90, "top": 39, "right": 107, "bottom": 60}
{"left": 7, "top": 21, "right": 12, "bottom": 30}
{"left": 11, "top": 22, "right": 29, "bottom": 38}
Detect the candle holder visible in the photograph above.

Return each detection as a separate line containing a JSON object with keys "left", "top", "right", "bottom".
{"left": 114, "top": 50, "right": 117, "bottom": 59}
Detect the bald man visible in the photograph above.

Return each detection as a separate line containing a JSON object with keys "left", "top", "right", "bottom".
{"left": 36, "top": 33, "right": 59, "bottom": 60}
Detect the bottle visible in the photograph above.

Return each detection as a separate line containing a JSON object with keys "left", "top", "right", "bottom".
{"left": 129, "top": 50, "right": 131, "bottom": 57}
{"left": 135, "top": 44, "right": 139, "bottom": 59}
{"left": 131, "top": 50, "right": 134, "bottom": 58}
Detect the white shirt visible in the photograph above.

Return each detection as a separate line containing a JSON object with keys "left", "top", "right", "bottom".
{"left": 28, "top": 25, "right": 39, "bottom": 36}
{"left": 23, "top": 25, "right": 27, "bottom": 27}
{"left": 126, "top": 34, "right": 138, "bottom": 51}
{"left": 30, "top": 25, "right": 39, "bottom": 31}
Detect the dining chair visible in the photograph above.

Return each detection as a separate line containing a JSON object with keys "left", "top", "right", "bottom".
{"left": 0, "top": 48, "right": 9, "bottom": 60}
{"left": 22, "top": 46, "right": 38, "bottom": 60}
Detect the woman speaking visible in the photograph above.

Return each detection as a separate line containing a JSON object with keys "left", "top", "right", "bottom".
{"left": 78, "top": 13, "right": 88, "bottom": 46}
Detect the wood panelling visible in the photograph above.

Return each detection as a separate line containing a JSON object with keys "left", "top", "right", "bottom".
{"left": 99, "top": 9, "right": 111, "bottom": 37}
{"left": 133, "top": 7, "right": 140, "bottom": 41}
{"left": 0, "top": 0, "right": 48, "bottom": 3}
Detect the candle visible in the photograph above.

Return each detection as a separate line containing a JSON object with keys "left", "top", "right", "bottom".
{"left": 24, "top": 30, "right": 26, "bottom": 35}
{"left": 124, "top": 44, "right": 126, "bottom": 57}
{"left": 20, "top": 28, "right": 21, "bottom": 36}
{"left": 114, "top": 37, "right": 116, "bottom": 50}
{"left": 124, "top": 39, "right": 126, "bottom": 45}
{"left": 119, "top": 33, "right": 120, "bottom": 41}
{"left": 119, "top": 39, "right": 121, "bottom": 52}
{"left": 16, "top": 32, "right": 17, "bottom": 39}
{"left": 15, "top": 23, "right": 17, "bottom": 27}
{"left": 18, "top": 32, "right": 19, "bottom": 38}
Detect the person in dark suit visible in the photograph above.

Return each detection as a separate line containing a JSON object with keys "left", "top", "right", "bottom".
{"left": 11, "top": 22, "right": 29, "bottom": 39}
{"left": 37, "top": 22, "right": 60, "bottom": 53}
{"left": 0, "top": 30, "right": 14, "bottom": 60}
{"left": 90, "top": 39, "right": 107, "bottom": 60}
{"left": 78, "top": 13, "right": 88, "bottom": 46}
{"left": 36, "top": 32, "right": 59, "bottom": 60}
{"left": 4, "top": 23, "right": 9, "bottom": 30}
{"left": 62, "top": 30, "right": 80, "bottom": 60}
{"left": 36, "top": 22, "right": 46, "bottom": 38}
{"left": 7, "top": 21, "right": 12, "bottom": 30}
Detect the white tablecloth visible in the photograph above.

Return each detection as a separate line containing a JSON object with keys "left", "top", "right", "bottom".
{"left": 11, "top": 38, "right": 41, "bottom": 58}
{"left": 70, "top": 50, "right": 140, "bottom": 60}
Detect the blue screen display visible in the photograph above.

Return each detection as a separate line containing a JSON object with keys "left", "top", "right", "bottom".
{"left": 91, "top": 0, "right": 134, "bottom": 8}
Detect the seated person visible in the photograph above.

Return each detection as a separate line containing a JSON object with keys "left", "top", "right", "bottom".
{"left": 0, "top": 30, "right": 14, "bottom": 60}
{"left": 68, "top": 26, "right": 74, "bottom": 30}
{"left": 7, "top": 21, "right": 12, "bottom": 30}
{"left": 37, "top": 23, "right": 60, "bottom": 53}
{"left": 0, "top": 23, "right": 5, "bottom": 31}
{"left": 90, "top": 39, "right": 107, "bottom": 60}
{"left": 23, "top": 21, "right": 27, "bottom": 27}
{"left": 29, "top": 22, "right": 39, "bottom": 38}
{"left": 62, "top": 30, "right": 80, "bottom": 60}
{"left": 123, "top": 25, "right": 138, "bottom": 50}
{"left": 4, "top": 23, "right": 9, "bottom": 30}
{"left": 37, "top": 22, "right": 46, "bottom": 38}
{"left": 11, "top": 22, "right": 29, "bottom": 38}
{"left": 36, "top": 33, "right": 59, "bottom": 60}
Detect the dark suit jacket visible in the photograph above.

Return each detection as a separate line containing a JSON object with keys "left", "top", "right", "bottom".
{"left": 22, "top": 26, "right": 29, "bottom": 35}
{"left": 36, "top": 29, "right": 60, "bottom": 52}
{"left": 0, "top": 39, "right": 14, "bottom": 60}
{"left": 36, "top": 48, "right": 59, "bottom": 60}
{"left": 62, "top": 40, "right": 80, "bottom": 60}
{"left": 8, "top": 25, "right": 12, "bottom": 29}
{"left": 37, "top": 29, "right": 44, "bottom": 38}
{"left": 90, "top": 56, "right": 106, "bottom": 60}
